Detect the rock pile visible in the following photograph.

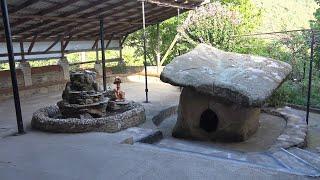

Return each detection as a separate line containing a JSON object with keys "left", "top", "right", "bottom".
{"left": 57, "top": 71, "right": 109, "bottom": 118}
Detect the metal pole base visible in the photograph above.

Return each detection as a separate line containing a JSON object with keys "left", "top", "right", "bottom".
{"left": 13, "top": 131, "right": 26, "bottom": 136}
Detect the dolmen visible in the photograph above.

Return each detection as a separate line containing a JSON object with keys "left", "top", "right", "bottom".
{"left": 160, "top": 44, "right": 292, "bottom": 142}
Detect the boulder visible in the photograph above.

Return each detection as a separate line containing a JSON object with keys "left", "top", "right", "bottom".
{"left": 160, "top": 44, "right": 292, "bottom": 107}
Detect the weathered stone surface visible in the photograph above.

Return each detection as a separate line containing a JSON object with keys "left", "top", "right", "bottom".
{"left": 262, "top": 106, "right": 308, "bottom": 150}
{"left": 120, "top": 127, "right": 163, "bottom": 144}
{"left": 173, "top": 88, "right": 260, "bottom": 142}
{"left": 31, "top": 102, "right": 146, "bottom": 133}
{"left": 160, "top": 44, "right": 292, "bottom": 106}
{"left": 59, "top": 71, "right": 108, "bottom": 118}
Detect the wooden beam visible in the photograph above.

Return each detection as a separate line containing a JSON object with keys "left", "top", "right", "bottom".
{"left": 60, "top": 37, "right": 65, "bottom": 58}
{"left": 27, "top": 35, "right": 37, "bottom": 54}
{"left": 11, "top": 2, "right": 178, "bottom": 42}
{"left": 1, "top": 0, "right": 81, "bottom": 33}
{"left": 44, "top": 37, "right": 60, "bottom": 53}
{"left": 105, "top": 34, "right": 114, "bottom": 49}
{"left": 120, "top": 34, "right": 129, "bottom": 46}
{"left": 156, "top": 23, "right": 161, "bottom": 69}
{"left": 160, "top": 34, "right": 179, "bottom": 65}
{"left": 63, "top": 36, "right": 72, "bottom": 50}
{"left": 9, "top": 0, "right": 41, "bottom": 14}
{"left": 142, "top": 0, "right": 197, "bottom": 10}
{"left": 5, "top": 14, "right": 98, "bottom": 22}
{"left": 75, "top": 6, "right": 174, "bottom": 39}
{"left": 15, "top": 0, "right": 129, "bottom": 37}
{"left": 95, "top": 43, "right": 99, "bottom": 62}
{"left": 19, "top": 41, "right": 25, "bottom": 61}
{"left": 25, "top": 0, "right": 133, "bottom": 39}
{"left": 91, "top": 38, "right": 99, "bottom": 50}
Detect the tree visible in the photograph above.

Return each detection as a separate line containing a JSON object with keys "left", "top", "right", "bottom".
{"left": 310, "top": 0, "right": 320, "bottom": 70}
{"left": 125, "top": 0, "right": 262, "bottom": 66}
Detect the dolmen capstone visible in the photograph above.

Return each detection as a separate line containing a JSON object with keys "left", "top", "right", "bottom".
{"left": 160, "top": 44, "right": 292, "bottom": 142}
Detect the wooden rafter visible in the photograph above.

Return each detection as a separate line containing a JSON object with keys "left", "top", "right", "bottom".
{"left": 121, "top": 34, "right": 129, "bottom": 46}
{"left": 0, "top": 0, "right": 81, "bottom": 33}
{"left": 75, "top": 5, "right": 173, "bottom": 39}
{"left": 9, "top": 0, "right": 108, "bottom": 36}
{"left": 91, "top": 38, "right": 99, "bottom": 50}
{"left": 19, "top": 41, "right": 25, "bottom": 60}
{"left": 9, "top": 0, "right": 41, "bottom": 14}
{"left": 44, "top": 37, "right": 61, "bottom": 53}
{"left": 63, "top": 36, "right": 72, "bottom": 50}
{"left": 105, "top": 34, "right": 114, "bottom": 49}
{"left": 142, "top": 0, "right": 199, "bottom": 9}
{"left": 0, "top": 0, "right": 204, "bottom": 44}
{"left": 27, "top": 35, "right": 38, "bottom": 54}
{"left": 21, "top": 0, "right": 132, "bottom": 39}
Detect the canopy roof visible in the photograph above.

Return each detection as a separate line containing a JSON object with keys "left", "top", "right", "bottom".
{"left": 0, "top": 0, "right": 205, "bottom": 43}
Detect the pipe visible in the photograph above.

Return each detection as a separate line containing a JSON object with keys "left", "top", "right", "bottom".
{"left": 306, "top": 31, "right": 315, "bottom": 125}
{"left": 142, "top": 1, "right": 149, "bottom": 103}
{"left": 0, "top": 0, "right": 24, "bottom": 134}
{"left": 99, "top": 18, "right": 106, "bottom": 91}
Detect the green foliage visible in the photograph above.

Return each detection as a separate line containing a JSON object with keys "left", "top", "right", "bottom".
{"left": 126, "top": 0, "right": 262, "bottom": 66}
{"left": 268, "top": 73, "right": 320, "bottom": 108}
{"left": 239, "top": 31, "right": 318, "bottom": 108}
{"left": 178, "top": 2, "right": 243, "bottom": 50}
{"left": 252, "top": 0, "right": 318, "bottom": 32}
{"left": 125, "top": 16, "right": 181, "bottom": 65}
{"left": 310, "top": 0, "right": 320, "bottom": 70}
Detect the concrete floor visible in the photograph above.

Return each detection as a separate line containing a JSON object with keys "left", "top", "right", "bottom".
{"left": 0, "top": 80, "right": 181, "bottom": 135}
{"left": 158, "top": 113, "right": 286, "bottom": 152}
{"left": 0, "top": 80, "right": 319, "bottom": 179}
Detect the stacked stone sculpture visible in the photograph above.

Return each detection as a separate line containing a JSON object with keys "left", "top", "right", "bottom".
{"left": 57, "top": 70, "right": 109, "bottom": 118}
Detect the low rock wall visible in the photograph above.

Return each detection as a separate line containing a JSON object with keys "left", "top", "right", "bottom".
{"left": 31, "top": 102, "right": 146, "bottom": 133}
{"left": 0, "top": 65, "right": 164, "bottom": 101}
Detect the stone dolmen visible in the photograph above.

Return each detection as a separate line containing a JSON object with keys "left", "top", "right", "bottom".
{"left": 160, "top": 44, "right": 292, "bottom": 142}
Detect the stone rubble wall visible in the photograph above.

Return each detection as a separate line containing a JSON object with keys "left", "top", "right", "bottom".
{"left": 262, "top": 107, "right": 308, "bottom": 150}
{"left": 31, "top": 103, "right": 146, "bottom": 133}
{"left": 0, "top": 69, "right": 24, "bottom": 89}
{"left": 0, "top": 64, "right": 165, "bottom": 101}
{"left": 0, "top": 61, "right": 68, "bottom": 101}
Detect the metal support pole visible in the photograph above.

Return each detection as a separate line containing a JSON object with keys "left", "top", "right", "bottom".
{"left": 142, "top": 1, "right": 149, "bottom": 103}
{"left": 306, "top": 31, "right": 315, "bottom": 125}
{"left": 99, "top": 18, "right": 107, "bottom": 91}
{"left": 1, "top": 0, "right": 24, "bottom": 134}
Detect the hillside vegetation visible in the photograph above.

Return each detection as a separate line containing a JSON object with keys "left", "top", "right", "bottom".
{"left": 252, "top": 0, "right": 318, "bottom": 32}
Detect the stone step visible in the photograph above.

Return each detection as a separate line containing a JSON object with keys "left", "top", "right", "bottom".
{"left": 245, "top": 152, "right": 286, "bottom": 169}
{"left": 156, "top": 140, "right": 286, "bottom": 169}
{"left": 288, "top": 147, "right": 320, "bottom": 170}
{"left": 139, "top": 139, "right": 320, "bottom": 176}
{"left": 270, "top": 148, "right": 320, "bottom": 176}
{"left": 120, "top": 127, "right": 163, "bottom": 144}
{"left": 156, "top": 139, "right": 247, "bottom": 162}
